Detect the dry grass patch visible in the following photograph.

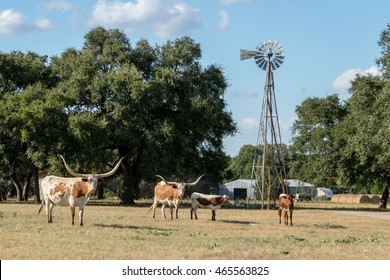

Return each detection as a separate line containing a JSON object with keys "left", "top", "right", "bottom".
{"left": 0, "top": 201, "right": 389, "bottom": 260}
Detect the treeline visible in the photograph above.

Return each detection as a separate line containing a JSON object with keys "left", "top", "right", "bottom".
{"left": 226, "top": 23, "right": 390, "bottom": 208}
{"left": 0, "top": 27, "right": 237, "bottom": 204}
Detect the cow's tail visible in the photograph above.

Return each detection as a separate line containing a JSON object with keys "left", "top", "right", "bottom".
{"left": 36, "top": 201, "right": 45, "bottom": 216}
{"left": 147, "top": 200, "right": 157, "bottom": 214}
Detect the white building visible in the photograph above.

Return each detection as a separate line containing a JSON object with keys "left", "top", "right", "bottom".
{"left": 219, "top": 179, "right": 315, "bottom": 200}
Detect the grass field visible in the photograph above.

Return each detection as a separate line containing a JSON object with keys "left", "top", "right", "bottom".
{"left": 1, "top": 199, "right": 389, "bottom": 260}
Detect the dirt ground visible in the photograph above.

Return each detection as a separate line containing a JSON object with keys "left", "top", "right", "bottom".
{"left": 331, "top": 210, "right": 390, "bottom": 220}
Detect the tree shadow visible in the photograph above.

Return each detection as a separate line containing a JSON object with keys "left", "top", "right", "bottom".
{"left": 94, "top": 223, "right": 178, "bottom": 231}
{"left": 219, "top": 219, "right": 260, "bottom": 225}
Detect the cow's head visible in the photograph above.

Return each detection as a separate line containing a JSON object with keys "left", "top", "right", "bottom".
{"left": 156, "top": 174, "right": 205, "bottom": 199}
{"left": 221, "top": 195, "right": 230, "bottom": 204}
{"left": 59, "top": 155, "right": 125, "bottom": 196}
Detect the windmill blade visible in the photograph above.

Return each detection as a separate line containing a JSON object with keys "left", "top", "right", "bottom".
{"left": 271, "top": 61, "right": 276, "bottom": 70}
{"left": 275, "top": 55, "right": 285, "bottom": 60}
{"left": 274, "top": 58, "right": 284, "bottom": 65}
{"left": 274, "top": 42, "right": 281, "bottom": 50}
{"left": 257, "top": 59, "right": 267, "bottom": 69}
{"left": 273, "top": 60, "right": 281, "bottom": 69}
{"left": 261, "top": 61, "right": 268, "bottom": 70}
{"left": 255, "top": 57, "right": 265, "bottom": 65}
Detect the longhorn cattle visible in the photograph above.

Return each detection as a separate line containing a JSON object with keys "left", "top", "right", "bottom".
{"left": 37, "top": 155, "right": 124, "bottom": 226}
{"left": 190, "top": 192, "right": 229, "bottom": 221}
{"left": 278, "top": 193, "right": 294, "bottom": 226}
{"left": 148, "top": 174, "right": 205, "bottom": 219}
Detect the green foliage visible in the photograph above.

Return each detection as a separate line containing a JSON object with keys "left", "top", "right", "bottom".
{"left": 288, "top": 23, "right": 390, "bottom": 198}
{"left": 289, "top": 94, "right": 346, "bottom": 187}
{"left": 0, "top": 27, "right": 237, "bottom": 203}
{"left": 225, "top": 145, "right": 257, "bottom": 181}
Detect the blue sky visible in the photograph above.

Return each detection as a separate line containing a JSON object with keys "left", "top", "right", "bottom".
{"left": 1, "top": 0, "right": 389, "bottom": 156}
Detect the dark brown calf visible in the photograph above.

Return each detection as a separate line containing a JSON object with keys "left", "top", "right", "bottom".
{"left": 278, "top": 194, "right": 294, "bottom": 226}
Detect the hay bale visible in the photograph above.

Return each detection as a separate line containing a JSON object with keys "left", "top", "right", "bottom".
{"left": 331, "top": 194, "right": 374, "bottom": 204}
{"left": 368, "top": 195, "right": 381, "bottom": 204}
{"left": 346, "top": 195, "right": 356, "bottom": 204}
{"left": 331, "top": 194, "right": 341, "bottom": 203}
{"left": 355, "top": 195, "right": 371, "bottom": 204}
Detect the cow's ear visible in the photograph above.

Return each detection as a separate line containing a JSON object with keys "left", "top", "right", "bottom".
{"left": 98, "top": 178, "right": 103, "bottom": 182}
{"left": 82, "top": 178, "right": 88, "bottom": 182}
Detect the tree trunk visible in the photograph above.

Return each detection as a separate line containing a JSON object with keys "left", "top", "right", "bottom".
{"left": 379, "top": 183, "right": 389, "bottom": 209}
{"left": 97, "top": 183, "right": 104, "bottom": 199}
{"left": 11, "top": 171, "right": 23, "bottom": 201}
{"left": 120, "top": 162, "right": 136, "bottom": 205}
{"left": 118, "top": 146, "right": 143, "bottom": 205}
{"left": 32, "top": 166, "right": 41, "bottom": 204}
{"left": 22, "top": 171, "right": 33, "bottom": 201}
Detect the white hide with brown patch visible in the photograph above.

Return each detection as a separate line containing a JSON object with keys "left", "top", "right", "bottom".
{"left": 148, "top": 174, "right": 205, "bottom": 219}
{"left": 190, "top": 192, "right": 229, "bottom": 221}
{"left": 37, "top": 156, "right": 124, "bottom": 226}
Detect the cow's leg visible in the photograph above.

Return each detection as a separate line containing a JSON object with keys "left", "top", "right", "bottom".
{"left": 161, "top": 204, "right": 167, "bottom": 219}
{"left": 175, "top": 205, "right": 179, "bottom": 219}
{"left": 169, "top": 205, "right": 174, "bottom": 219}
{"left": 79, "top": 207, "right": 84, "bottom": 226}
{"left": 289, "top": 210, "right": 293, "bottom": 226}
{"left": 151, "top": 201, "right": 158, "bottom": 219}
{"left": 194, "top": 206, "right": 198, "bottom": 220}
{"left": 211, "top": 210, "right": 216, "bottom": 221}
{"left": 47, "top": 202, "right": 54, "bottom": 223}
{"left": 45, "top": 200, "right": 50, "bottom": 223}
{"left": 278, "top": 208, "right": 282, "bottom": 224}
{"left": 70, "top": 206, "right": 75, "bottom": 225}
{"left": 284, "top": 211, "right": 288, "bottom": 225}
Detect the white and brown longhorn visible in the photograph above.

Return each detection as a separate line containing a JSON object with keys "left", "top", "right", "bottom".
{"left": 148, "top": 174, "right": 205, "bottom": 219}
{"left": 37, "top": 155, "right": 124, "bottom": 226}
{"left": 190, "top": 192, "right": 229, "bottom": 221}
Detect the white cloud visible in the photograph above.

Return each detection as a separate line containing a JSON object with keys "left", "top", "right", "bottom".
{"left": 154, "top": 3, "right": 201, "bottom": 38}
{"left": 219, "top": 0, "right": 252, "bottom": 5}
{"left": 0, "top": 9, "right": 58, "bottom": 34}
{"left": 332, "top": 66, "right": 381, "bottom": 93}
{"left": 220, "top": 0, "right": 252, "bottom": 4}
{"left": 218, "top": 11, "right": 229, "bottom": 30}
{"left": 240, "top": 117, "right": 257, "bottom": 130}
{"left": 0, "top": 9, "right": 29, "bottom": 34}
{"left": 35, "top": 18, "right": 56, "bottom": 30}
{"left": 89, "top": 0, "right": 201, "bottom": 38}
{"left": 43, "top": 0, "right": 73, "bottom": 11}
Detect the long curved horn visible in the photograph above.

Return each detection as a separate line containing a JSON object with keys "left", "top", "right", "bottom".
{"left": 98, "top": 157, "right": 125, "bottom": 178}
{"left": 59, "top": 155, "right": 83, "bottom": 177}
{"left": 185, "top": 174, "right": 205, "bottom": 187}
{"left": 155, "top": 175, "right": 169, "bottom": 184}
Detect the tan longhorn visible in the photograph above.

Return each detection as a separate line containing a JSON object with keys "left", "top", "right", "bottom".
{"left": 148, "top": 174, "right": 205, "bottom": 219}
{"left": 37, "top": 155, "right": 124, "bottom": 226}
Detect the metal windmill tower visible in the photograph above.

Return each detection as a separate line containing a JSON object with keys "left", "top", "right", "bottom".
{"left": 240, "top": 40, "right": 287, "bottom": 209}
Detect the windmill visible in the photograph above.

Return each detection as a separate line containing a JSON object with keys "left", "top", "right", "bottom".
{"left": 240, "top": 40, "right": 287, "bottom": 209}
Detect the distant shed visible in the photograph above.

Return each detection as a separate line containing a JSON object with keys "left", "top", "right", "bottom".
{"left": 219, "top": 179, "right": 255, "bottom": 200}
{"left": 219, "top": 179, "right": 315, "bottom": 200}
{"left": 287, "top": 179, "right": 315, "bottom": 197}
